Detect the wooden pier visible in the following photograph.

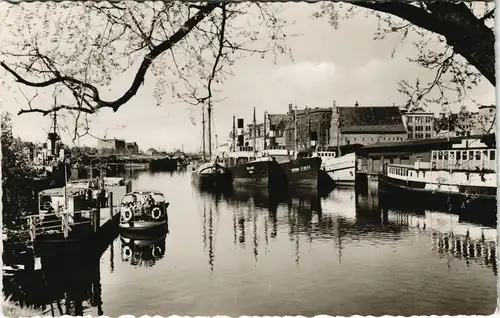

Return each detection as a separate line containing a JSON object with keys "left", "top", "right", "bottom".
{"left": 15, "top": 193, "right": 121, "bottom": 269}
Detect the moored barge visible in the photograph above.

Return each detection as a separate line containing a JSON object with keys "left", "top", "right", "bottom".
{"left": 191, "top": 159, "right": 232, "bottom": 189}
{"left": 261, "top": 146, "right": 323, "bottom": 188}
{"left": 378, "top": 146, "right": 497, "bottom": 212}
{"left": 227, "top": 146, "right": 288, "bottom": 188}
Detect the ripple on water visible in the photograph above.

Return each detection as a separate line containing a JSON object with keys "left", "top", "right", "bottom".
{"left": 10, "top": 170, "right": 495, "bottom": 316}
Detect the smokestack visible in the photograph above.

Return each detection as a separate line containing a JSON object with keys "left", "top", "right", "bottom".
{"left": 237, "top": 118, "right": 244, "bottom": 147}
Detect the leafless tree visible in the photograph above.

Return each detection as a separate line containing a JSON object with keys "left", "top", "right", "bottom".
{"left": 1, "top": 2, "right": 292, "bottom": 140}
{"left": 314, "top": 2, "right": 495, "bottom": 111}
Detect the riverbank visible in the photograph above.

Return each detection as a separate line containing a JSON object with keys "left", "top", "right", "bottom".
{"left": 2, "top": 297, "right": 43, "bottom": 317}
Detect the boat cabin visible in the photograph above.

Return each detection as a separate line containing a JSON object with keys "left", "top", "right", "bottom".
{"left": 226, "top": 146, "right": 257, "bottom": 166}
{"left": 38, "top": 186, "right": 91, "bottom": 215}
{"left": 120, "top": 190, "right": 169, "bottom": 223}
{"left": 312, "top": 150, "right": 337, "bottom": 162}
{"left": 430, "top": 149, "right": 496, "bottom": 172}
{"left": 121, "top": 190, "right": 166, "bottom": 208}
{"left": 260, "top": 145, "right": 293, "bottom": 163}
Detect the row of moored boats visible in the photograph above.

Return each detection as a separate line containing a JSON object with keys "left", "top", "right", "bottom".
{"left": 191, "top": 144, "right": 357, "bottom": 191}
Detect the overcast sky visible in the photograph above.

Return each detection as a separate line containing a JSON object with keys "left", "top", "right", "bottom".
{"left": 0, "top": 2, "right": 494, "bottom": 152}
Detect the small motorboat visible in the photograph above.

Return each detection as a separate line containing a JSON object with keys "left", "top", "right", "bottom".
{"left": 119, "top": 190, "right": 170, "bottom": 232}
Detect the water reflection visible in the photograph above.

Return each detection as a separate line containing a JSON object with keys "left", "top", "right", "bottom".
{"left": 3, "top": 257, "right": 104, "bottom": 316}
{"left": 119, "top": 231, "right": 167, "bottom": 268}
{"left": 11, "top": 170, "right": 492, "bottom": 316}
{"left": 201, "top": 202, "right": 215, "bottom": 271}
{"left": 195, "top": 183, "right": 497, "bottom": 276}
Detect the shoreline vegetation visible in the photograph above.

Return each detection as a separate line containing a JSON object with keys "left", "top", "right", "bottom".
{"left": 2, "top": 297, "right": 44, "bottom": 317}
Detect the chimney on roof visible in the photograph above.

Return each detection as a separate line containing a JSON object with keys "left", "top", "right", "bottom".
{"left": 355, "top": 101, "right": 359, "bottom": 107}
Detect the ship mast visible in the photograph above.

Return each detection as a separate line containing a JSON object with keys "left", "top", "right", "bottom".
{"left": 202, "top": 105, "right": 206, "bottom": 162}
{"left": 263, "top": 111, "right": 267, "bottom": 151}
{"left": 308, "top": 108, "right": 312, "bottom": 156}
{"left": 253, "top": 107, "right": 257, "bottom": 157}
{"left": 208, "top": 100, "right": 212, "bottom": 160}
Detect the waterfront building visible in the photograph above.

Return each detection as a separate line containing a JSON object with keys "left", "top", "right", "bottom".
{"left": 246, "top": 122, "right": 265, "bottom": 150}
{"left": 433, "top": 105, "right": 495, "bottom": 138}
{"left": 244, "top": 113, "right": 289, "bottom": 151}
{"left": 125, "top": 142, "right": 139, "bottom": 154}
{"left": 401, "top": 111, "right": 435, "bottom": 140}
{"left": 267, "top": 114, "right": 288, "bottom": 146}
{"left": 473, "top": 105, "right": 496, "bottom": 135}
{"left": 285, "top": 104, "right": 333, "bottom": 151}
{"left": 97, "top": 138, "right": 126, "bottom": 152}
{"left": 329, "top": 102, "right": 407, "bottom": 147}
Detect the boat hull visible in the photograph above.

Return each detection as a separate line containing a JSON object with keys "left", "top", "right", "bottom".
{"left": 119, "top": 220, "right": 167, "bottom": 232}
{"left": 323, "top": 152, "right": 356, "bottom": 186}
{"left": 281, "top": 157, "right": 322, "bottom": 188}
{"left": 230, "top": 160, "right": 287, "bottom": 188}
{"left": 191, "top": 170, "right": 233, "bottom": 189}
{"left": 149, "top": 158, "right": 177, "bottom": 172}
{"left": 120, "top": 230, "right": 167, "bottom": 243}
{"left": 377, "top": 172, "right": 497, "bottom": 213}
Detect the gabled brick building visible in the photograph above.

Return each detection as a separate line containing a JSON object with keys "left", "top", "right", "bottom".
{"left": 286, "top": 105, "right": 333, "bottom": 150}
{"left": 330, "top": 102, "right": 407, "bottom": 147}
{"left": 267, "top": 114, "right": 288, "bottom": 146}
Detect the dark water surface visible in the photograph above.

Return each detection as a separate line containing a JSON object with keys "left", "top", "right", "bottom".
{"left": 6, "top": 170, "right": 499, "bottom": 316}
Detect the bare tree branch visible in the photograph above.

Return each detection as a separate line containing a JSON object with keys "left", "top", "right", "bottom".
{"left": 2, "top": 2, "right": 219, "bottom": 114}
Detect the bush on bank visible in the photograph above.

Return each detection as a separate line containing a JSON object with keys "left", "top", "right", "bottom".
{"left": 1, "top": 112, "right": 44, "bottom": 231}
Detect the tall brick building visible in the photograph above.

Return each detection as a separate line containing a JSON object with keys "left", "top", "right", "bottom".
{"left": 401, "top": 111, "right": 436, "bottom": 140}
{"left": 286, "top": 104, "right": 333, "bottom": 150}
{"left": 329, "top": 102, "right": 407, "bottom": 147}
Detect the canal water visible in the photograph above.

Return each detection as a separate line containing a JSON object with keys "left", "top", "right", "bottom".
{"left": 5, "top": 169, "right": 498, "bottom": 316}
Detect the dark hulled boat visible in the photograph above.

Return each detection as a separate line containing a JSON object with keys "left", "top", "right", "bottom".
{"left": 191, "top": 161, "right": 233, "bottom": 189}
{"left": 149, "top": 157, "right": 177, "bottom": 172}
{"left": 230, "top": 156, "right": 288, "bottom": 188}
{"left": 257, "top": 147, "right": 325, "bottom": 190}
{"left": 280, "top": 156, "right": 322, "bottom": 188}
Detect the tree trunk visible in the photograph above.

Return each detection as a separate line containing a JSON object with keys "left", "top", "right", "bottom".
{"left": 355, "top": 2, "right": 495, "bottom": 86}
